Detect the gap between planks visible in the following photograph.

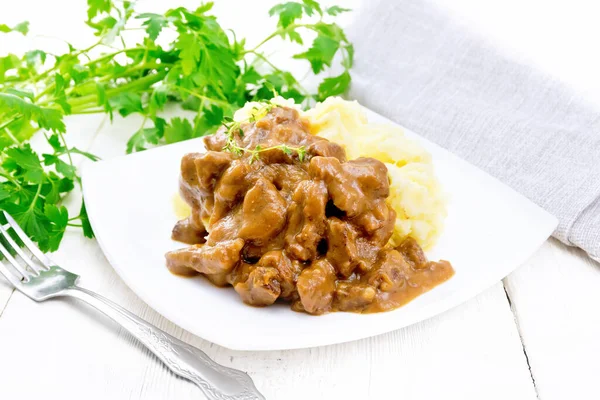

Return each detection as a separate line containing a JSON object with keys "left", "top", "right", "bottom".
{"left": 503, "top": 283, "right": 540, "bottom": 400}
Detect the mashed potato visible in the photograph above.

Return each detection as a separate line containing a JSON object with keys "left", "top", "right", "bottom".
{"left": 304, "top": 97, "right": 446, "bottom": 249}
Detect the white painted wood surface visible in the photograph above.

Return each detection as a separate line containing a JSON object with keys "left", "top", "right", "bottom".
{"left": 505, "top": 240, "right": 600, "bottom": 400}
{"left": 1, "top": 1, "right": 600, "bottom": 399}
{"left": 0, "top": 105, "right": 538, "bottom": 400}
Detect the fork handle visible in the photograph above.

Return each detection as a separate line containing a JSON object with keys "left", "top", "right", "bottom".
{"left": 65, "top": 286, "right": 265, "bottom": 400}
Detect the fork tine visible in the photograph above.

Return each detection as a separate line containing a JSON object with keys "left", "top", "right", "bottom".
{"left": 3, "top": 211, "right": 54, "bottom": 268}
{"left": 0, "top": 255, "right": 25, "bottom": 288}
{"left": 0, "top": 240, "right": 30, "bottom": 281}
{"left": 0, "top": 223, "right": 43, "bottom": 274}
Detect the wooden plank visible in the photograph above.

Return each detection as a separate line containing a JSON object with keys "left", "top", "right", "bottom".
{"left": 504, "top": 239, "right": 600, "bottom": 400}
{"left": 0, "top": 270, "right": 538, "bottom": 399}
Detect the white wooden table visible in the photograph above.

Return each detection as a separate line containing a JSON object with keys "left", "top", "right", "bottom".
{"left": 1, "top": 1, "right": 599, "bottom": 399}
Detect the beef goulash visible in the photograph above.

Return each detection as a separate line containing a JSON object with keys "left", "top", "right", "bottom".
{"left": 165, "top": 106, "right": 454, "bottom": 315}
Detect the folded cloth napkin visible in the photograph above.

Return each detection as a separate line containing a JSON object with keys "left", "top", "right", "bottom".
{"left": 346, "top": 0, "right": 600, "bottom": 262}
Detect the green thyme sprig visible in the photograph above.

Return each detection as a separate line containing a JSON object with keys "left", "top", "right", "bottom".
{"left": 246, "top": 143, "right": 307, "bottom": 164}
{"left": 221, "top": 101, "right": 307, "bottom": 163}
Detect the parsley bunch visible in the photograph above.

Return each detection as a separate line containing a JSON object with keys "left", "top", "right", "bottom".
{"left": 0, "top": 0, "right": 353, "bottom": 252}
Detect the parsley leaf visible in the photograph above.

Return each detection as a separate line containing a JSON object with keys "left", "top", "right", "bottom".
{"left": 165, "top": 117, "right": 194, "bottom": 144}
{"left": 126, "top": 126, "right": 160, "bottom": 154}
{"left": 0, "top": 0, "right": 354, "bottom": 252}
{"left": 293, "top": 34, "right": 340, "bottom": 74}
{"left": 5, "top": 145, "right": 45, "bottom": 184}
{"left": 87, "top": 0, "right": 113, "bottom": 20}
{"left": 269, "top": 2, "right": 303, "bottom": 28}
{"left": 0, "top": 21, "right": 29, "bottom": 35}
{"left": 80, "top": 201, "right": 95, "bottom": 239}
{"left": 318, "top": 71, "right": 351, "bottom": 101}
{"left": 137, "top": 13, "right": 168, "bottom": 41}
{"left": 0, "top": 93, "right": 66, "bottom": 133}
{"left": 302, "top": 0, "right": 322, "bottom": 16}
{"left": 109, "top": 92, "right": 144, "bottom": 117}
{"left": 326, "top": 6, "right": 351, "bottom": 16}
{"left": 44, "top": 204, "right": 68, "bottom": 251}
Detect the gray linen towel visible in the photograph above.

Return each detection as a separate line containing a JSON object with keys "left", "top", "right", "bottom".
{"left": 347, "top": 0, "right": 600, "bottom": 261}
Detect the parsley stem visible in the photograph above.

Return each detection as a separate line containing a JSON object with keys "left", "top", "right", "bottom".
{"left": 173, "top": 86, "right": 231, "bottom": 108}
{"left": 2, "top": 127, "right": 21, "bottom": 146}
{"left": 69, "top": 108, "right": 105, "bottom": 115}
{"left": 39, "top": 71, "right": 165, "bottom": 109}
{"left": 138, "top": 114, "right": 149, "bottom": 134}
{"left": 57, "top": 131, "right": 78, "bottom": 190}
{"left": 27, "top": 183, "right": 43, "bottom": 213}
{"left": 27, "top": 41, "right": 103, "bottom": 85}
{"left": 246, "top": 23, "right": 314, "bottom": 53}
{"left": 67, "top": 223, "right": 82, "bottom": 228}
{"left": 0, "top": 172, "right": 23, "bottom": 189}
{"left": 82, "top": 47, "right": 146, "bottom": 67}
{"left": 0, "top": 116, "right": 22, "bottom": 132}
{"left": 139, "top": 48, "right": 149, "bottom": 78}
{"left": 34, "top": 84, "right": 55, "bottom": 102}
{"left": 247, "top": 50, "right": 310, "bottom": 95}
{"left": 247, "top": 32, "right": 279, "bottom": 54}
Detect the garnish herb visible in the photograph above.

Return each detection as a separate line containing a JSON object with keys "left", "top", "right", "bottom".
{"left": 221, "top": 99, "right": 307, "bottom": 163}
{"left": 0, "top": 0, "right": 352, "bottom": 251}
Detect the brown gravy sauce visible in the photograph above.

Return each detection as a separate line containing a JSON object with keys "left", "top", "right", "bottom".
{"left": 165, "top": 106, "right": 454, "bottom": 315}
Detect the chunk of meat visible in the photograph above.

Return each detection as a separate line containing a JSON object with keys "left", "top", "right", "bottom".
{"left": 234, "top": 266, "right": 281, "bottom": 306}
{"left": 326, "top": 217, "right": 360, "bottom": 278}
{"left": 355, "top": 240, "right": 381, "bottom": 274}
{"left": 240, "top": 107, "right": 311, "bottom": 150}
{"left": 398, "top": 237, "right": 429, "bottom": 269}
{"left": 171, "top": 214, "right": 206, "bottom": 245}
{"left": 364, "top": 254, "right": 455, "bottom": 313}
{"left": 309, "top": 156, "right": 390, "bottom": 218}
{"left": 205, "top": 271, "right": 229, "bottom": 287}
{"left": 193, "top": 151, "right": 233, "bottom": 195}
{"left": 214, "top": 160, "right": 253, "bottom": 202}
{"left": 285, "top": 180, "right": 328, "bottom": 261}
{"left": 238, "top": 178, "right": 287, "bottom": 244}
{"left": 296, "top": 259, "right": 336, "bottom": 315}
{"left": 354, "top": 199, "right": 396, "bottom": 244}
{"left": 165, "top": 238, "right": 244, "bottom": 275}
{"left": 257, "top": 251, "right": 300, "bottom": 299}
{"left": 179, "top": 153, "right": 203, "bottom": 207}
{"left": 199, "top": 196, "right": 214, "bottom": 229}
{"left": 307, "top": 139, "right": 346, "bottom": 162}
{"left": 309, "top": 156, "right": 361, "bottom": 216}
{"left": 203, "top": 129, "right": 228, "bottom": 151}
{"left": 258, "top": 164, "right": 309, "bottom": 196}
{"left": 206, "top": 208, "right": 242, "bottom": 244}
{"left": 240, "top": 235, "right": 286, "bottom": 262}
{"left": 366, "top": 249, "right": 410, "bottom": 292}
{"left": 334, "top": 282, "right": 376, "bottom": 311}
{"left": 212, "top": 160, "right": 252, "bottom": 222}
{"left": 346, "top": 158, "right": 390, "bottom": 198}
{"left": 163, "top": 258, "right": 198, "bottom": 277}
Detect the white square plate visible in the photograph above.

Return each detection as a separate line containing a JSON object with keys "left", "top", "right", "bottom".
{"left": 82, "top": 109, "right": 557, "bottom": 351}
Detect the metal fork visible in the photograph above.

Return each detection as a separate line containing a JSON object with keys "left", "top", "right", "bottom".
{"left": 0, "top": 211, "right": 265, "bottom": 400}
